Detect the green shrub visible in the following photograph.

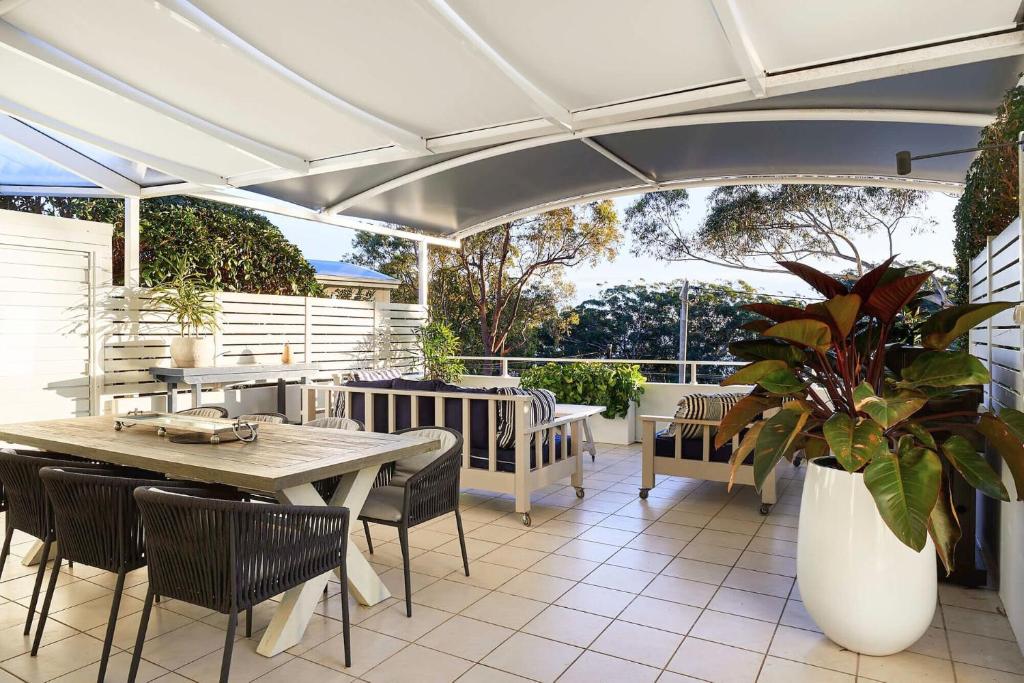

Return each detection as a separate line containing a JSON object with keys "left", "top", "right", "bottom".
{"left": 520, "top": 362, "right": 645, "bottom": 419}
{"left": 418, "top": 321, "right": 466, "bottom": 383}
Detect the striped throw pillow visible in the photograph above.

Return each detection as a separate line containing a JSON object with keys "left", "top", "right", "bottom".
{"left": 352, "top": 367, "right": 403, "bottom": 381}
{"left": 495, "top": 387, "right": 557, "bottom": 449}
{"left": 666, "top": 392, "right": 749, "bottom": 439}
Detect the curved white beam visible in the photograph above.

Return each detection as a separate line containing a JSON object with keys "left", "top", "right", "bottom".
{"left": 151, "top": 0, "right": 428, "bottom": 153}
{"left": 451, "top": 174, "right": 965, "bottom": 240}
{"left": 189, "top": 189, "right": 461, "bottom": 248}
{"left": 326, "top": 108, "right": 990, "bottom": 214}
{"left": 0, "top": 116, "right": 140, "bottom": 196}
{"left": 0, "top": 19, "right": 308, "bottom": 174}
{"left": 0, "top": 95, "right": 226, "bottom": 187}
{"left": 710, "top": 0, "right": 766, "bottom": 97}
{"left": 0, "top": 184, "right": 120, "bottom": 197}
{"left": 418, "top": 0, "right": 572, "bottom": 129}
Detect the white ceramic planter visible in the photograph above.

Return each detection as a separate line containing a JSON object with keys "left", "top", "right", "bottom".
{"left": 170, "top": 336, "right": 215, "bottom": 368}
{"left": 797, "top": 456, "right": 936, "bottom": 656}
{"left": 586, "top": 403, "right": 636, "bottom": 444}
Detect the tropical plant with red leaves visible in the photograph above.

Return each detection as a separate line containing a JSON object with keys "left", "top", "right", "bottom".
{"left": 720, "top": 259, "right": 1023, "bottom": 570}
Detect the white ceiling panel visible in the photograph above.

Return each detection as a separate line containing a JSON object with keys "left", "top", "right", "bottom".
{"left": 7, "top": 0, "right": 394, "bottom": 160}
{"left": 0, "top": 50, "right": 265, "bottom": 178}
{"left": 740, "top": 0, "right": 1020, "bottom": 72}
{"left": 447, "top": 0, "right": 743, "bottom": 111}
{"left": 188, "top": 0, "right": 543, "bottom": 139}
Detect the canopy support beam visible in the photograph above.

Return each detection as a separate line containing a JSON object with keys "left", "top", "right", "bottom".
{"left": 0, "top": 0, "right": 29, "bottom": 16}
{"left": 0, "top": 115, "right": 141, "bottom": 196}
{"left": 151, "top": 0, "right": 428, "bottom": 153}
{"left": 0, "top": 96, "right": 226, "bottom": 187}
{"left": 0, "top": 19, "right": 309, "bottom": 174}
{"left": 710, "top": 0, "right": 766, "bottom": 97}
{"left": 124, "top": 196, "right": 141, "bottom": 288}
{"left": 580, "top": 138, "right": 657, "bottom": 186}
{"left": 323, "top": 108, "right": 988, "bottom": 216}
{"left": 418, "top": 0, "right": 573, "bottom": 129}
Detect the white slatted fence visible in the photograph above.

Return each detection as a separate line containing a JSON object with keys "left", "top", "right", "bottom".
{"left": 100, "top": 288, "right": 426, "bottom": 399}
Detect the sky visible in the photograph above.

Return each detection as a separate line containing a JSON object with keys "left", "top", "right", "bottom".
{"left": 267, "top": 189, "right": 960, "bottom": 304}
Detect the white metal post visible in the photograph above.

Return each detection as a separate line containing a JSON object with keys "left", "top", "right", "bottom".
{"left": 124, "top": 196, "right": 140, "bottom": 288}
{"left": 417, "top": 240, "right": 429, "bottom": 307}
{"left": 678, "top": 280, "right": 689, "bottom": 383}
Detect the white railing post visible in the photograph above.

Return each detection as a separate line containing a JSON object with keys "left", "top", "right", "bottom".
{"left": 501, "top": 358, "right": 509, "bottom": 377}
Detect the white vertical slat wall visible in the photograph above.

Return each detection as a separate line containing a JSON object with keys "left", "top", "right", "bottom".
{"left": 100, "top": 289, "right": 426, "bottom": 401}
{"left": 0, "top": 209, "right": 112, "bottom": 423}
{"left": 968, "top": 217, "right": 1024, "bottom": 654}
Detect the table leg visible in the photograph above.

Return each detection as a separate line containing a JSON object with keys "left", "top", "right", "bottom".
{"left": 276, "top": 378, "right": 287, "bottom": 414}
{"left": 20, "top": 539, "right": 56, "bottom": 567}
{"left": 582, "top": 418, "right": 597, "bottom": 460}
{"left": 166, "top": 382, "right": 177, "bottom": 413}
{"left": 190, "top": 384, "right": 202, "bottom": 409}
{"left": 257, "top": 467, "right": 386, "bottom": 657}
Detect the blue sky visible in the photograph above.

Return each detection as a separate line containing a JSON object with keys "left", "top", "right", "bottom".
{"left": 267, "top": 189, "right": 960, "bottom": 304}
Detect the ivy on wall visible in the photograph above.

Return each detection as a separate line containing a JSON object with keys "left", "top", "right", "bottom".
{"left": 953, "top": 86, "right": 1024, "bottom": 302}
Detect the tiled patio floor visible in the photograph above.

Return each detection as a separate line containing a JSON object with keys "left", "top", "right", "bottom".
{"left": 2, "top": 443, "right": 1023, "bottom": 682}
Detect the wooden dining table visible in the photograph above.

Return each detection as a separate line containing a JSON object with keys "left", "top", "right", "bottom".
{"left": 0, "top": 415, "right": 440, "bottom": 657}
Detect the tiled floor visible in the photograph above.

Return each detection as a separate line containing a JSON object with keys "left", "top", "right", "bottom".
{"left": 2, "top": 443, "right": 1023, "bottom": 682}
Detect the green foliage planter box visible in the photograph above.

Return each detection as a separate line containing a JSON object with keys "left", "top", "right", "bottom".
{"left": 521, "top": 362, "right": 646, "bottom": 445}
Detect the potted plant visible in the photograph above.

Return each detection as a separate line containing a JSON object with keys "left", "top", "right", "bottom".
{"left": 418, "top": 321, "right": 466, "bottom": 383}
{"left": 717, "top": 259, "right": 1023, "bottom": 656}
{"left": 149, "top": 256, "right": 221, "bottom": 368}
{"left": 520, "top": 362, "right": 646, "bottom": 443}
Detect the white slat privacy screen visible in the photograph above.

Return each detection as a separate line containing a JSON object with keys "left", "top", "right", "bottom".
{"left": 0, "top": 209, "right": 112, "bottom": 423}
{"left": 101, "top": 289, "right": 426, "bottom": 398}
{"left": 968, "top": 216, "right": 1024, "bottom": 655}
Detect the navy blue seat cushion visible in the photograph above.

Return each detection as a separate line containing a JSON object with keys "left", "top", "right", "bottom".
{"left": 467, "top": 435, "right": 572, "bottom": 473}
{"left": 654, "top": 432, "right": 741, "bottom": 464}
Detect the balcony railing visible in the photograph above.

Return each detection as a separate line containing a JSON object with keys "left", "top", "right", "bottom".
{"left": 453, "top": 356, "right": 743, "bottom": 385}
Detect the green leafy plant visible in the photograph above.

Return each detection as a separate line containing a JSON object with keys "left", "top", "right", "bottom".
{"left": 149, "top": 255, "right": 220, "bottom": 337}
{"left": 720, "top": 259, "right": 1022, "bottom": 571}
{"left": 418, "top": 321, "right": 466, "bottom": 384}
{"left": 520, "top": 362, "right": 645, "bottom": 419}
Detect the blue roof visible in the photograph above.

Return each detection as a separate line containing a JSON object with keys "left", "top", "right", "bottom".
{"left": 308, "top": 260, "right": 398, "bottom": 283}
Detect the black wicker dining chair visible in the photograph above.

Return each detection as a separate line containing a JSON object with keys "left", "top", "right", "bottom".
{"left": 176, "top": 406, "right": 229, "bottom": 418}
{"left": 32, "top": 466, "right": 200, "bottom": 681}
{"left": 0, "top": 450, "right": 107, "bottom": 636}
{"left": 128, "top": 487, "right": 352, "bottom": 683}
{"left": 305, "top": 417, "right": 365, "bottom": 501}
{"left": 237, "top": 412, "right": 289, "bottom": 424}
{"left": 360, "top": 427, "right": 468, "bottom": 617}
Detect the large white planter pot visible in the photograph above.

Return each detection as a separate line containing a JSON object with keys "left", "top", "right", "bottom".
{"left": 586, "top": 403, "right": 636, "bottom": 444}
{"left": 798, "top": 456, "right": 936, "bottom": 656}
{"left": 170, "top": 336, "right": 215, "bottom": 368}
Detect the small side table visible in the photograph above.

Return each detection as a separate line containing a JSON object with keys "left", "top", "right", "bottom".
{"left": 554, "top": 403, "right": 603, "bottom": 461}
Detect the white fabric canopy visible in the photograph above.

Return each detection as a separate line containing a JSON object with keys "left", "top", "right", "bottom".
{"left": 1, "top": 0, "right": 1022, "bottom": 240}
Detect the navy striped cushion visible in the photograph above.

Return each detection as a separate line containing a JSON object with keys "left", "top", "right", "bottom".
{"left": 666, "top": 392, "right": 748, "bottom": 439}
{"left": 495, "top": 387, "right": 557, "bottom": 449}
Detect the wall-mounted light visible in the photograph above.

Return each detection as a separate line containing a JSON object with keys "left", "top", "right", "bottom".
{"left": 896, "top": 140, "right": 1022, "bottom": 175}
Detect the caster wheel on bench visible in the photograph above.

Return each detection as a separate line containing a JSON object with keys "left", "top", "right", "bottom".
{"left": 639, "top": 488, "right": 650, "bottom": 500}
{"left": 575, "top": 487, "right": 585, "bottom": 498}
{"left": 759, "top": 503, "right": 772, "bottom": 515}
{"left": 521, "top": 512, "right": 532, "bottom": 527}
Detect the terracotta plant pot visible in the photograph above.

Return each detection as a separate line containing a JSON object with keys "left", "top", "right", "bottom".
{"left": 170, "top": 337, "right": 215, "bottom": 368}
{"left": 797, "top": 456, "right": 936, "bottom": 656}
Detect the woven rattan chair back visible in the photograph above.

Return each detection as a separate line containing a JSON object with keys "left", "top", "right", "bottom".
{"left": 176, "top": 406, "right": 229, "bottom": 418}
{"left": 305, "top": 417, "right": 364, "bottom": 500}
{"left": 129, "top": 487, "right": 352, "bottom": 682}
{"left": 391, "top": 427, "right": 463, "bottom": 527}
{"left": 0, "top": 450, "right": 98, "bottom": 540}
{"left": 39, "top": 466, "right": 171, "bottom": 572}
{"left": 237, "top": 412, "right": 288, "bottom": 424}
{"left": 307, "top": 416, "right": 364, "bottom": 431}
